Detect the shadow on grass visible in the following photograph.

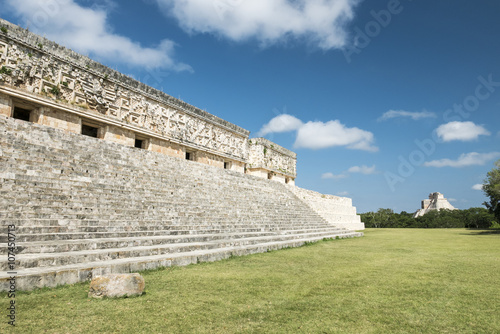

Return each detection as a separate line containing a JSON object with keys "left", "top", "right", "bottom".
{"left": 462, "top": 228, "right": 500, "bottom": 235}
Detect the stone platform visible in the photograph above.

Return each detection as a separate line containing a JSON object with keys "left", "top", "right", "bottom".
{"left": 0, "top": 116, "right": 363, "bottom": 291}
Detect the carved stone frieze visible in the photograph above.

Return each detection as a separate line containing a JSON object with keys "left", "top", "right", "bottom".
{"left": 0, "top": 19, "right": 249, "bottom": 161}
{"left": 248, "top": 138, "right": 296, "bottom": 177}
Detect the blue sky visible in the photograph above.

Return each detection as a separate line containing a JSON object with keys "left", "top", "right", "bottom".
{"left": 2, "top": 0, "right": 499, "bottom": 213}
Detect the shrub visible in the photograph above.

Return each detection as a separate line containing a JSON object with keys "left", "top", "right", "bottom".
{"left": 50, "top": 86, "right": 60, "bottom": 96}
{"left": 0, "top": 66, "right": 12, "bottom": 75}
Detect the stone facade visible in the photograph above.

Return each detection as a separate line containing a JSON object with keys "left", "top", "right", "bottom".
{"left": 413, "top": 192, "right": 457, "bottom": 217}
{"left": 0, "top": 18, "right": 309, "bottom": 181}
{"left": 247, "top": 138, "right": 297, "bottom": 185}
{"left": 0, "top": 18, "right": 249, "bottom": 169}
{"left": 0, "top": 18, "right": 310, "bottom": 182}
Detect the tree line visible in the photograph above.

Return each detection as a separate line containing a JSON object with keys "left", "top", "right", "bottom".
{"left": 360, "top": 208, "right": 496, "bottom": 229}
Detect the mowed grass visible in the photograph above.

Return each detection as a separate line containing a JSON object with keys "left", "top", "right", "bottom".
{"left": 2, "top": 229, "right": 499, "bottom": 333}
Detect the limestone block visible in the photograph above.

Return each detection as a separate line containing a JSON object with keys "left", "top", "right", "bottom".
{"left": 272, "top": 173, "right": 286, "bottom": 184}
{"left": 88, "top": 273, "right": 145, "bottom": 298}
{"left": 231, "top": 161, "right": 245, "bottom": 173}
{"left": 0, "top": 93, "right": 11, "bottom": 117}
{"left": 102, "top": 125, "right": 135, "bottom": 146}
{"left": 247, "top": 168, "right": 269, "bottom": 179}
{"left": 197, "top": 151, "right": 224, "bottom": 168}
{"left": 36, "top": 107, "right": 81, "bottom": 133}
{"left": 150, "top": 138, "right": 184, "bottom": 159}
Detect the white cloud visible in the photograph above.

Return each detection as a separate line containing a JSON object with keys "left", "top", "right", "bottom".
{"left": 4, "top": 0, "right": 191, "bottom": 71}
{"left": 436, "top": 121, "right": 490, "bottom": 142}
{"left": 321, "top": 172, "right": 347, "bottom": 180}
{"left": 337, "top": 191, "right": 349, "bottom": 196}
{"left": 347, "top": 165, "right": 377, "bottom": 175}
{"left": 257, "top": 114, "right": 303, "bottom": 136}
{"left": 378, "top": 110, "right": 436, "bottom": 121}
{"left": 257, "top": 114, "right": 377, "bottom": 152}
{"left": 448, "top": 198, "right": 457, "bottom": 202}
{"left": 155, "top": 0, "right": 360, "bottom": 50}
{"left": 472, "top": 184, "right": 484, "bottom": 191}
{"left": 322, "top": 165, "right": 377, "bottom": 180}
{"left": 295, "top": 120, "right": 378, "bottom": 151}
{"left": 424, "top": 152, "right": 500, "bottom": 168}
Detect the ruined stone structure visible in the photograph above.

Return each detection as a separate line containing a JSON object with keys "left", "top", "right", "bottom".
{"left": 247, "top": 138, "right": 296, "bottom": 185}
{"left": 0, "top": 19, "right": 363, "bottom": 291}
{"left": 413, "top": 192, "right": 457, "bottom": 218}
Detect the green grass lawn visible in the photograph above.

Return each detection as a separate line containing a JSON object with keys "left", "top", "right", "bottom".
{"left": 2, "top": 229, "right": 499, "bottom": 333}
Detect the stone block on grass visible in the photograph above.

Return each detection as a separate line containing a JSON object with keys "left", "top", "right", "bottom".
{"left": 88, "top": 273, "right": 145, "bottom": 298}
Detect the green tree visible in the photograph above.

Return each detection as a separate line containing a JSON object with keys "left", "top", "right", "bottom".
{"left": 483, "top": 160, "right": 500, "bottom": 223}
{"left": 462, "top": 208, "right": 494, "bottom": 229}
{"left": 361, "top": 209, "right": 395, "bottom": 228}
{"left": 375, "top": 208, "right": 394, "bottom": 228}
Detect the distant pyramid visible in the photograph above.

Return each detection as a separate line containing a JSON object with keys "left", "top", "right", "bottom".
{"left": 413, "top": 192, "right": 457, "bottom": 218}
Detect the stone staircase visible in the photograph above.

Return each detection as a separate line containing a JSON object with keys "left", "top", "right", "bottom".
{"left": 0, "top": 115, "right": 362, "bottom": 290}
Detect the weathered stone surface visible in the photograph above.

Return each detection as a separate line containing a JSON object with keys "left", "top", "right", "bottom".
{"left": 247, "top": 138, "right": 297, "bottom": 182}
{"left": 289, "top": 186, "right": 365, "bottom": 230}
{"left": 0, "top": 18, "right": 249, "bottom": 162}
{"left": 88, "top": 274, "right": 145, "bottom": 298}
{"left": 0, "top": 18, "right": 307, "bottom": 180}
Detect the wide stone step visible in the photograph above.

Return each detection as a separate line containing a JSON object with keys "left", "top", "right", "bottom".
{"left": 4, "top": 226, "right": 349, "bottom": 252}
{"left": 0, "top": 212, "right": 324, "bottom": 223}
{"left": 0, "top": 213, "right": 328, "bottom": 224}
{"left": 4, "top": 189, "right": 271, "bottom": 202}
{"left": 4, "top": 171, "right": 286, "bottom": 191}
{"left": 1, "top": 210, "right": 319, "bottom": 220}
{"left": 0, "top": 231, "right": 363, "bottom": 290}
{"left": 2, "top": 231, "right": 277, "bottom": 254}
{"left": 0, "top": 224, "right": 341, "bottom": 243}
{"left": 1, "top": 216, "right": 331, "bottom": 225}
{"left": 1, "top": 229, "right": 357, "bottom": 270}
{"left": 12, "top": 222, "right": 336, "bottom": 234}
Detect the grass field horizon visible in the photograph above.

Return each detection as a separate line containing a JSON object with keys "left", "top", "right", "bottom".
{"left": 2, "top": 229, "right": 499, "bottom": 333}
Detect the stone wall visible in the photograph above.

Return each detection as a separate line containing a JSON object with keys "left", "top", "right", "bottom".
{"left": 35, "top": 106, "right": 82, "bottom": 133}
{"left": 288, "top": 186, "right": 365, "bottom": 230}
{"left": 0, "top": 91, "right": 11, "bottom": 116}
{"left": 247, "top": 138, "right": 296, "bottom": 184}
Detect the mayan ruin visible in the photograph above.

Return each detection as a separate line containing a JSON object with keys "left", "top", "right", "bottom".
{"left": 0, "top": 19, "right": 364, "bottom": 291}
{"left": 413, "top": 192, "right": 457, "bottom": 218}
